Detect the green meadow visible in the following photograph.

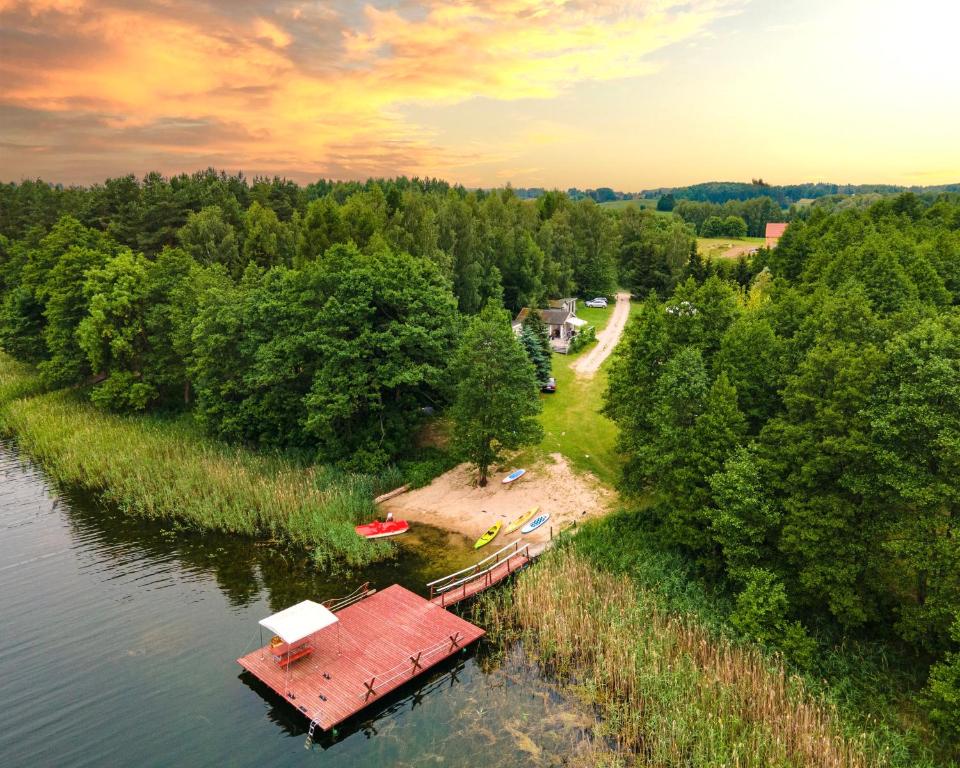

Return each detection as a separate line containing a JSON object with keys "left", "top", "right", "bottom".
{"left": 517, "top": 300, "right": 636, "bottom": 485}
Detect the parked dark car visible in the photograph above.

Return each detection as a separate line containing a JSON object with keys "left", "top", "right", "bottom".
{"left": 541, "top": 377, "right": 557, "bottom": 393}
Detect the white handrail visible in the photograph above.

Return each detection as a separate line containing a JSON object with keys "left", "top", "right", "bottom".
{"left": 433, "top": 544, "right": 530, "bottom": 594}
{"left": 426, "top": 540, "right": 523, "bottom": 588}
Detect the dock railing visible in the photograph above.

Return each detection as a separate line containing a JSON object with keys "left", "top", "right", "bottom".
{"left": 358, "top": 630, "right": 467, "bottom": 701}
{"left": 323, "top": 582, "right": 375, "bottom": 612}
{"left": 426, "top": 540, "right": 531, "bottom": 606}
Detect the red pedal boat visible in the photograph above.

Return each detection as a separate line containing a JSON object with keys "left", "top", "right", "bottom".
{"left": 355, "top": 519, "right": 410, "bottom": 539}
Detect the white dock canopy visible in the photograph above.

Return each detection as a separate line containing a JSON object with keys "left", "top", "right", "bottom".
{"left": 259, "top": 600, "right": 338, "bottom": 645}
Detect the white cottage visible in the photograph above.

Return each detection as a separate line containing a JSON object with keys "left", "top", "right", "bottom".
{"left": 512, "top": 298, "right": 587, "bottom": 353}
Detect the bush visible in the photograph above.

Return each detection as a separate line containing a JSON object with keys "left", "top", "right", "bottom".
{"left": 394, "top": 447, "right": 458, "bottom": 489}
{"left": 730, "top": 568, "right": 819, "bottom": 669}
{"left": 926, "top": 614, "right": 960, "bottom": 741}
{"left": 568, "top": 325, "right": 597, "bottom": 353}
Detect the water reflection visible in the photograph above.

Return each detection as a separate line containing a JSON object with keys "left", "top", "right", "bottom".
{"left": 58, "top": 479, "right": 479, "bottom": 611}
{"left": 0, "top": 442, "right": 600, "bottom": 767}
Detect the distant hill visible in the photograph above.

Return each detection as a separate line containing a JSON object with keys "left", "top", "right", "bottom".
{"left": 510, "top": 181, "right": 960, "bottom": 207}
{"left": 639, "top": 181, "right": 960, "bottom": 206}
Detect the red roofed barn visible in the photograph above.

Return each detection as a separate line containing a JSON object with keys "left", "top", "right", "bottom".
{"left": 765, "top": 222, "right": 788, "bottom": 248}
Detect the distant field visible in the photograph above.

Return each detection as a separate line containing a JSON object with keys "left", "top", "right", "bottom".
{"left": 597, "top": 198, "right": 667, "bottom": 212}
{"left": 697, "top": 236, "right": 764, "bottom": 260}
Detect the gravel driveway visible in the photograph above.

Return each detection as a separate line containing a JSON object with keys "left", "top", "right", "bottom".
{"left": 571, "top": 292, "right": 631, "bottom": 377}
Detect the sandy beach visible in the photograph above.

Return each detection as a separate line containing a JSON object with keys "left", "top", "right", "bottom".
{"left": 381, "top": 453, "right": 614, "bottom": 550}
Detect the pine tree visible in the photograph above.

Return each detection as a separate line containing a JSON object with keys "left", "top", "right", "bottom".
{"left": 521, "top": 308, "right": 552, "bottom": 383}
{"left": 684, "top": 240, "right": 707, "bottom": 284}
{"left": 520, "top": 324, "right": 549, "bottom": 385}
{"left": 450, "top": 304, "right": 543, "bottom": 485}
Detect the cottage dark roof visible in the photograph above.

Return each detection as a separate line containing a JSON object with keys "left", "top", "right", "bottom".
{"left": 540, "top": 308, "right": 570, "bottom": 326}
{"left": 513, "top": 307, "right": 531, "bottom": 325}
{"left": 513, "top": 307, "right": 571, "bottom": 327}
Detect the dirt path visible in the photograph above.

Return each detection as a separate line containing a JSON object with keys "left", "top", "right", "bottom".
{"left": 571, "top": 291, "right": 631, "bottom": 377}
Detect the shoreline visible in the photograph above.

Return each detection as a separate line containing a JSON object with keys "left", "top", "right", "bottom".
{"left": 382, "top": 452, "right": 615, "bottom": 549}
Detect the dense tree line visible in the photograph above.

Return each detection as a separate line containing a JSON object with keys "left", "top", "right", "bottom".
{"left": 0, "top": 171, "right": 686, "bottom": 470}
{"left": 643, "top": 180, "right": 960, "bottom": 207}
{"left": 605, "top": 192, "right": 960, "bottom": 747}
{"left": 673, "top": 196, "right": 783, "bottom": 237}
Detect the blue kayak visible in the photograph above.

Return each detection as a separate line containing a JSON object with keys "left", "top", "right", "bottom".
{"left": 502, "top": 469, "right": 526, "bottom": 484}
{"left": 521, "top": 513, "right": 550, "bottom": 534}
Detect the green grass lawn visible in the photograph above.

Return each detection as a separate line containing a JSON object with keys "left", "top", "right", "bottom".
{"left": 514, "top": 301, "right": 636, "bottom": 486}
{"left": 697, "top": 236, "right": 764, "bottom": 260}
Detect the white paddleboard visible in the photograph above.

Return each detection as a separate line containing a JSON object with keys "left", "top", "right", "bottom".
{"left": 521, "top": 513, "right": 549, "bottom": 534}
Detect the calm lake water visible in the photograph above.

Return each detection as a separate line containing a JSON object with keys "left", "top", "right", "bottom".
{"left": 0, "top": 443, "right": 598, "bottom": 767}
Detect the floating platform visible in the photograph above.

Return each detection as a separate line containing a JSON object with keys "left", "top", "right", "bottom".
{"left": 237, "top": 585, "right": 484, "bottom": 731}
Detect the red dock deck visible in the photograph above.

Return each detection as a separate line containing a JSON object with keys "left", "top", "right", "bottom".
{"left": 237, "top": 585, "right": 484, "bottom": 731}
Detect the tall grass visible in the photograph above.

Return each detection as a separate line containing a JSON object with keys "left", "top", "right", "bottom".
{"left": 0, "top": 355, "right": 394, "bottom": 566}
{"left": 482, "top": 548, "right": 902, "bottom": 767}
{"left": 571, "top": 512, "right": 941, "bottom": 765}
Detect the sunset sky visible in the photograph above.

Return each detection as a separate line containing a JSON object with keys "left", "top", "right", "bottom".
{"left": 1, "top": 0, "right": 958, "bottom": 189}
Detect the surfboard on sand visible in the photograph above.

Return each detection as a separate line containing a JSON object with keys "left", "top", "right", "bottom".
{"left": 502, "top": 469, "right": 526, "bottom": 484}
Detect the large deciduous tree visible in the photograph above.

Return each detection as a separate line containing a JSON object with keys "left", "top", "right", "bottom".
{"left": 304, "top": 243, "right": 459, "bottom": 469}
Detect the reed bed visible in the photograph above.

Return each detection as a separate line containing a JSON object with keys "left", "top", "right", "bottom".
{"left": 0, "top": 359, "right": 392, "bottom": 565}
{"left": 482, "top": 548, "right": 893, "bottom": 768}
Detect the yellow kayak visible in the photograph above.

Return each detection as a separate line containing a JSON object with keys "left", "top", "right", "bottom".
{"left": 474, "top": 521, "right": 502, "bottom": 549}
{"left": 504, "top": 506, "right": 539, "bottom": 534}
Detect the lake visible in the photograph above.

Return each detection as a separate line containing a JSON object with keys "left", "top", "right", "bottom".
{"left": 0, "top": 443, "right": 598, "bottom": 767}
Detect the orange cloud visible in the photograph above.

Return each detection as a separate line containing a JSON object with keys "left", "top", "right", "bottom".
{"left": 0, "top": 0, "right": 737, "bottom": 183}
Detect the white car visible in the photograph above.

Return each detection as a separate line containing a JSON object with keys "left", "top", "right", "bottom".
{"left": 584, "top": 297, "right": 608, "bottom": 308}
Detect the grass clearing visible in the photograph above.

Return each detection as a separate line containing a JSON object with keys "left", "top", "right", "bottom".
{"left": 697, "top": 236, "right": 765, "bottom": 260}
{"left": 599, "top": 198, "right": 673, "bottom": 214}
{"left": 0, "top": 353, "right": 397, "bottom": 566}
{"left": 514, "top": 300, "right": 637, "bottom": 486}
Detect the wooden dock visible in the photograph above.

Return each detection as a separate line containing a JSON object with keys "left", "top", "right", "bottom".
{"left": 427, "top": 540, "right": 532, "bottom": 608}
{"left": 237, "top": 585, "right": 484, "bottom": 731}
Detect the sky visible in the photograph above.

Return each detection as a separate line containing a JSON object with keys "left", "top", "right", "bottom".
{"left": 1, "top": 0, "right": 958, "bottom": 189}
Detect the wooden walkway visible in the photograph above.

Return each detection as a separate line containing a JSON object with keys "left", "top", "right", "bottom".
{"left": 237, "top": 585, "right": 484, "bottom": 731}
{"left": 427, "top": 540, "right": 532, "bottom": 608}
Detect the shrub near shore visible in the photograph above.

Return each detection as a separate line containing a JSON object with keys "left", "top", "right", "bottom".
{"left": 0, "top": 355, "right": 397, "bottom": 566}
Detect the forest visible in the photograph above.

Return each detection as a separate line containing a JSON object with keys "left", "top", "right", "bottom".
{"left": 2, "top": 173, "right": 958, "bottom": 751}
{"left": 606, "top": 192, "right": 960, "bottom": 750}
{"left": 0, "top": 171, "right": 698, "bottom": 470}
